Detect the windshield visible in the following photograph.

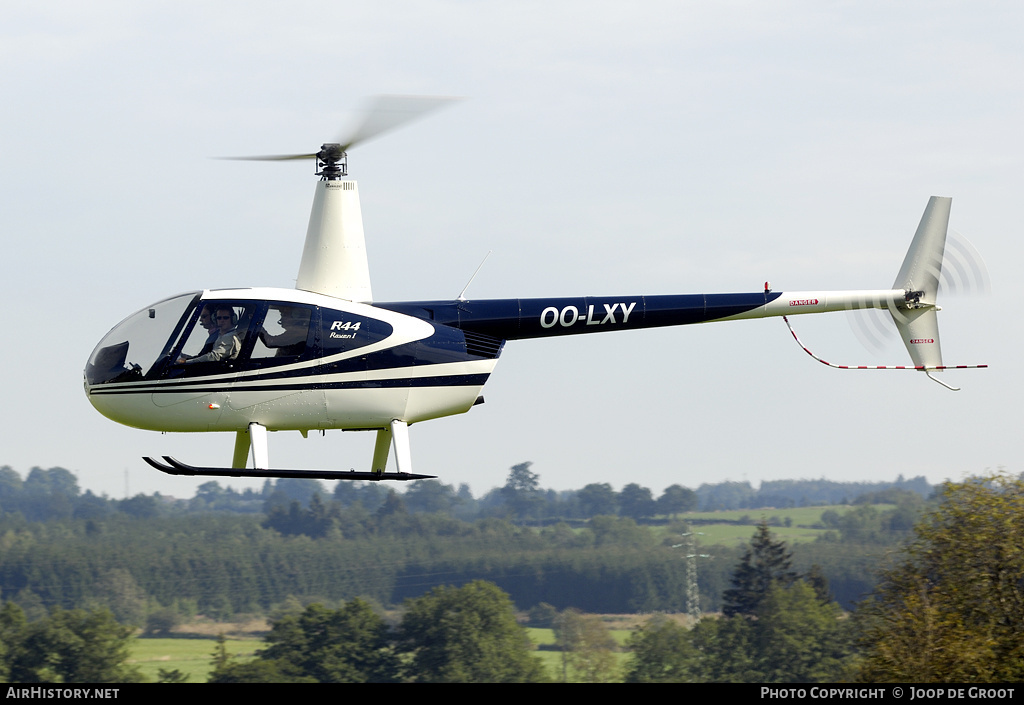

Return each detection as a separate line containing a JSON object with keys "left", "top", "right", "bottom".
{"left": 85, "top": 293, "right": 199, "bottom": 385}
{"left": 86, "top": 295, "right": 399, "bottom": 386}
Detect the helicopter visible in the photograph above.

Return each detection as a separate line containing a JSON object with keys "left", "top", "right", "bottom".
{"left": 83, "top": 96, "right": 986, "bottom": 483}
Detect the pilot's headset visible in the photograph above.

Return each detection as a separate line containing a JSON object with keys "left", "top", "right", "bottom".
{"left": 214, "top": 306, "right": 239, "bottom": 328}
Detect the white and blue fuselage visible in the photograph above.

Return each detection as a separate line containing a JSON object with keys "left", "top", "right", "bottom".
{"left": 83, "top": 164, "right": 968, "bottom": 480}
{"left": 84, "top": 286, "right": 906, "bottom": 436}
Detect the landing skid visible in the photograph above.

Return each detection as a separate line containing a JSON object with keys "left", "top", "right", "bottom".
{"left": 142, "top": 455, "right": 435, "bottom": 482}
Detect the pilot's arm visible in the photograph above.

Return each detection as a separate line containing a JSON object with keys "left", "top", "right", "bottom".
{"left": 186, "top": 331, "right": 241, "bottom": 363}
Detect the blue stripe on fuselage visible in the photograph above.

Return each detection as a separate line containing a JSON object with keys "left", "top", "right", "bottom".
{"left": 87, "top": 373, "right": 492, "bottom": 396}
{"left": 375, "top": 292, "right": 781, "bottom": 341}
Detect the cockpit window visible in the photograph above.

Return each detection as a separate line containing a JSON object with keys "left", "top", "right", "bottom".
{"left": 85, "top": 293, "right": 199, "bottom": 385}
{"left": 250, "top": 304, "right": 315, "bottom": 362}
{"left": 169, "top": 302, "right": 255, "bottom": 374}
{"left": 86, "top": 297, "right": 400, "bottom": 386}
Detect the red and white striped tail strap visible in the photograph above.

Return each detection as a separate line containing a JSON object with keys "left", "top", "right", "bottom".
{"left": 781, "top": 316, "right": 986, "bottom": 390}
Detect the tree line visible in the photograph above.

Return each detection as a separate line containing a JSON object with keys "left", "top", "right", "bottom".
{"left": 0, "top": 463, "right": 934, "bottom": 626}
{"left": 1, "top": 471, "right": 1020, "bottom": 682}
{"left": 1, "top": 462, "right": 933, "bottom": 523}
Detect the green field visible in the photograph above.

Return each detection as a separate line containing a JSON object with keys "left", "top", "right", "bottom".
{"left": 672, "top": 504, "right": 893, "bottom": 547}
{"left": 526, "top": 627, "right": 632, "bottom": 681}
{"left": 683, "top": 521, "right": 824, "bottom": 546}
{"left": 132, "top": 630, "right": 634, "bottom": 683}
{"left": 526, "top": 626, "right": 632, "bottom": 648}
{"left": 129, "top": 638, "right": 262, "bottom": 683}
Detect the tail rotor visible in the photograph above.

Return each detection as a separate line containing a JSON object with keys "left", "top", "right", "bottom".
{"left": 783, "top": 197, "right": 987, "bottom": 390}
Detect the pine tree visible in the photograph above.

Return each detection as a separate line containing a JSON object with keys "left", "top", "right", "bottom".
{"left": 722, "top": 522, "right": 798, "bottom": 617}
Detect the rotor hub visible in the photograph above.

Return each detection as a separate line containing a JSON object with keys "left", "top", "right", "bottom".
{"left": 316, "top": 143, "right": 348, "bottom": 180}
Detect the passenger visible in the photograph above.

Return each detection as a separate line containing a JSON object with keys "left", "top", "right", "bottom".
{"left": 196, "top": 306, "right": 218, "bottom": 356}
{"left": 181, "top": 305, "right": 242, "bottom": 364}
{"left": 259, "top": 306, "right": 310, "bottom": 357}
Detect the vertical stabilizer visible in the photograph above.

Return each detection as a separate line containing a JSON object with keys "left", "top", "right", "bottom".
{"left": 296, "top": 180, "right": 373, "bottom": 302}
{"left": 890, "top": 197, "right": 951, "bottom": 369}
{"left": 892, "top": 196, "right": 950, "bottom": 302}
{"left": 893, "top": 307, "right": 944, "bottom": 368}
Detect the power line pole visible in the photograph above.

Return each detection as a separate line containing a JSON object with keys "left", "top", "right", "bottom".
{"left": 674, "top": 527, "right": 710, "bottom": 622}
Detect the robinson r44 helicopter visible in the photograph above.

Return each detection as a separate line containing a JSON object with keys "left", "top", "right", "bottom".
{"left": 84, "top": 96, "right": 986, "bottom": 482}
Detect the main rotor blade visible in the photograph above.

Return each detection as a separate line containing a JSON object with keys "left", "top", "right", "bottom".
{"left": 337, "top": 94, "right": 461, "bottom": 152}
{"left": 218, "top": 95, "right": 461, "bottom": 163}
{"left": 219, "top": 153, "right": 318, "bottom": 161}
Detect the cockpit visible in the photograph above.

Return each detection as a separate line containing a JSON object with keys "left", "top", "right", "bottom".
{"left": 84, "top": 292, "right": 386, "bottom": 386}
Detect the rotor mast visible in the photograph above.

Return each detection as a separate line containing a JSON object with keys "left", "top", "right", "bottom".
{"left": 295, "top": 145, "right": 372, "bottom": 302}
{"left": 228, "top": 97, "right": 459, "bottom": 303}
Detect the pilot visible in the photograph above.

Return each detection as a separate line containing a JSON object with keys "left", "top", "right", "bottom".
{"left": 182, "top": 305, "right": 242, "bottom": 364}
{"left": 259, "top": 306, "right": 310, "bottom": 357}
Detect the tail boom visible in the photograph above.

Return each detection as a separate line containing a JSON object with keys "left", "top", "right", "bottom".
{"left": 718, "top": 289, "right": 906, "bottom": 321}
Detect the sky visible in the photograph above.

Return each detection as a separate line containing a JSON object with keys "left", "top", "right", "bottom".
{"left": 1, "top": 1, "right": 1019, "bottom": 500}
